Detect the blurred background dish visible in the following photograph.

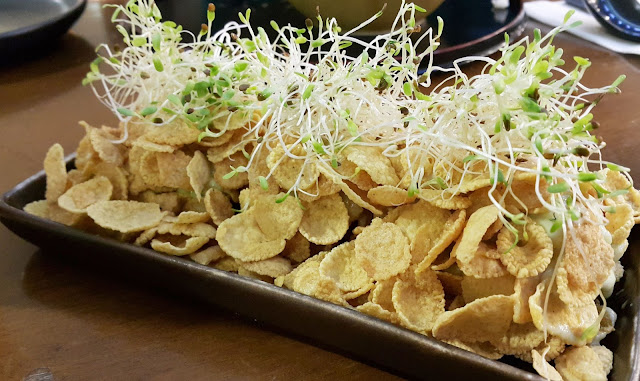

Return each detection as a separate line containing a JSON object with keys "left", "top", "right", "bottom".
{"left": 0, "top": 0, "right": 87, "bottom": 62}
{"left": 155, "top": 0, "right": 525, "bottom": 68}
{"left": 287, "top": 0, "right": 445, "bottom": 33}
{"left": 584, "top": 0, "right": 640, "bottom": 42}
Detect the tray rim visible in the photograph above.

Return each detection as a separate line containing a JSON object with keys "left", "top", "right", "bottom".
{"left": 1, "top": 156, "right": 635, "bottom": 380}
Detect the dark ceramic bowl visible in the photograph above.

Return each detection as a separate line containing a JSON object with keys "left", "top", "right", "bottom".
{"left": 0, "top": 0, "right": 87, "bottom": 58}
{"left": 154, "top": 0, "right": 526, "bottom": 68}
{"left": 584, "top": 0, "right": 640, "bottom": 42}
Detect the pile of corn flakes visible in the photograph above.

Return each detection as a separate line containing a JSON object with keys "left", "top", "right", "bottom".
{"left": 24, "top": 115, "right": 639, "bottom": 380}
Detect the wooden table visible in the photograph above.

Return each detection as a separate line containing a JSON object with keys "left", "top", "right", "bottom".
{"left": 1, "top": 2, "right": 639, "bottom": 380}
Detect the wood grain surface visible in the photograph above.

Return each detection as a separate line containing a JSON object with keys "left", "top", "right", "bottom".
{"left": 1, "top": 2, "right": 639, "bottom": 380}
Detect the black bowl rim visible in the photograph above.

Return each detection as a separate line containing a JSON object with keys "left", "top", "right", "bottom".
{"left": 0, "top": 0, "right": 87, "bottom": 41}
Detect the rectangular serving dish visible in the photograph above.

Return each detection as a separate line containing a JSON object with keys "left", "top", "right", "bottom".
{"left": 1, "top": 158, "right": 638, "bottom": 380}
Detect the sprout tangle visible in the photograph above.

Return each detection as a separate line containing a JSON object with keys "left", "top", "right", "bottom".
{"left": 85, "top": 2, "right": 630, "bottom": 332}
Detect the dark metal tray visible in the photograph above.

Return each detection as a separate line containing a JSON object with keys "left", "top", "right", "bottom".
{"left": 1, "top": 157, "right": 638, "bottom": 380}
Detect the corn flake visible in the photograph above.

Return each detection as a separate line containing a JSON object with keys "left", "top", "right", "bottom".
{"left": 285, "top": 257, "right": 347, "bottom": 306}
{"left": 461, "top": 275, "right": 515, "bottom": 304}
{"left": 84, "top": 162, "right": 128, "bottom": 200}
{"left": 137, "top": 191, "right": 181, "bottom": 214}
{"left": 134, "top": 227, "right": 158, "bottom": 246}
{"left": 44, "top": 143, "right": 68, "bottom": 203}
{"left": 168, "top": 210, "right": 210, "bottom": 224}
{"left": 496, "top": 220, "right": 553, "bottom": 278}
{"left": 281, "top": 232, "right": 311, "bottom": 264}
{"left": 384, "top": 200, "right": 449, "bottom": 248}
{"left": 557, "top": 221, "right": 614, "bottom": 306}
{"left": 520, "top": 335, "right": 566, "bottom": 363}
{"left": 24, "top": 200, "right": 49, "bottom": 218}
{"left": 454, "top": 205, "right": 508, "bottom": 278}
{"left": 345, "top": 146, "right": 399, "bottom": 186}
{"left": 267, "top": 144, "right": 319, "bottom": 190}
{"left": 370, "top": 277, "right": 397, "bottom": 312}
{"left": 319, "top": 241, "right": 372, "bottom": 294}
{"left": 335, "top": 159, "right": 378, "bottom": 191}
{"left": 88, "top": 127, "right": 124, "bottom": 166}
{"left": 216, "top": 209, "right": 286, "bottom": 261}
{"left": 356, "top": 302, "right": 399, "bottom": 324}
{"left": 532, "top": 349, "right": 563, "bottom": 381}
{"left": 318, "top": 165, "right": 382, "bottom": 215}
{"left": 206, "top": 129, "right": 247, "bottom": 163}
{"left": 299, "top": 193, "right": 349, "bottom": 245}
{"left": 247, "top": 146, "right": 279, "bottom": 195}
{"left": 237, "top": 267, "right": 273, "bottom": 282}
{"left": 204, "top": 188, "right": 234, "bottom": 226}
{"left": 418, "top": 189, "right": 471, "bottom": 210}
{"left": 442, "top": 339, "right": 503, "bottom": 360}
{"left": 198, "top": 128, "right": 235, "bottom": 147}
{"left": 435, "top": 271, "right": 463, "bottom": 297}
{"left": 181, "top": 197, "right": 207, "bottom": 213}
{"left": 87, "top": 200, "right": 163, "bottom": 233}
{"left": 606, "top": 203, "right": 634, "bottom": 246}
{"left": 367, "top": 185, "right": 416, "bottom": 206}
{"left": 157, "top": 221, "right": 216, "bottom": 238}
{"left": 154, "top": 150, "right": 192, "bottom": 189}
{"left": 279, "top": 251, "right": 327, "bottom": 288}
{"left": 299, "top": 172, "right": 341, "bottom": 202}
{"left": 189, "top": 245, "right": 226, "bottom": 265}
{"left": 240, "top": 256, "right": 293, "bottom": 278}
{"left": 408, "top": 211, "right": 452, "bottom": 264}
{"left": 58, "top": 176, "right": 113, "bottom": 214}
{"left": 213, "top": 257, "right": 240, "bottom": 272}
{"left": 151, "top": 235, "right": 210, "bottom": 256}
{"left": 66, "top": 169, "right": 87, "bottom": 186}
{"left": 132, "top": 139, "right": 176, "bottom": 153}
{"left": 529, "top": 282, "right": 599, "bottom": 346}
{"left": 213, "top": 151, "right": 249, "bottom": 190}
{"left": 253, "top": 193, "right": 303, "bottom": 240}
{"left": 415, "top": 209, "right": 466, "bottom": 273}
{"left": 602, "top": 168, "right": 640, "bottom": 222}
{"left": 432, "top": 295, "right": 515, "bottom": 343}
{"left": 141, "top": 119, "right": 200, "bottom": 146}
{"left": 513, "top": 275, "right": 541, "bottom": 324}
{"left": 392, "top": 268, "right": 445, "bottom": 333}
{"left": 47, "top": 203, "right": 84, "bottom": 226}
{"left": 75, "top": 127, "right": 99, "bottom": 172}
{"left": 355, "top": 218, "right": 411, "bottom": 281}
{"left": 187, "top": 151, "right": 211, "bottom": 201}
{"left": 555, "top": 345, "right": 613, "bottom": 381}
{"left": 489, "top": 322, "right": 544, "bottom": 357}
{"left": 447, "top": 295, "right": 465, "bottom": 311}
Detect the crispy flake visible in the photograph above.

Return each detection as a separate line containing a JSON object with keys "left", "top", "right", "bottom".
{"left": 496, "top": 220, "right": 553, "bottom": 278}
{"left": 204, "top": 188, "right": 234, "bottom": 226}
{"left": 58, "top": 176, "right": 113, "bottom": 213}
{"left": 299, "top": 193, "right": 349, "bottom": 245}
{"left": 44, "top": 143, "right": 68, "bottom": 203}
{"left": 433, "top": 295, "right": 515, "bottom": 343}
{"left": 187, "top": 151, "right": 211, "bottom": 200}
{"left": 319, "top": 241, "right": 372, "bottom": 293}
{"left": 345, "top": 146, "right": 399, "bottom": 186}
{"left": 151, "top": 235, "right": 209, "bottom": 255}
{"left": 392, "top": 268, "right": 445, "bottom": 333}
{"left": 555, "top": 346, "right": 613, "bottom": 381}
{"left": 87, "top": 200, "right": 163, "bottom": 233}
{"left": 216, "top": 209, "right": 286, "bottom": 261}
{"left": 355, "top": 219, "right": 411, "bottom": 281}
